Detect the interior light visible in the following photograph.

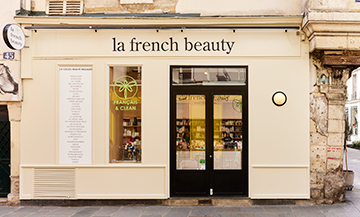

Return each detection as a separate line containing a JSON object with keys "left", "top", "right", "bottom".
{"left": 272, "top": 91, "right": 287, "bottom": 107}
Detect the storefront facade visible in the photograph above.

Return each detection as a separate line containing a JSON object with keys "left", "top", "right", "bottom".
{"left": 15, "top": 16, "right": 310, "bottom": 200}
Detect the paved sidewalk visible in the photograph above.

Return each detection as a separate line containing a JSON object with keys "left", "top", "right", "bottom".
{"left": 0, "top": 203, "right": 359, "bottom": 217}
{"left": 344, "top": 147, "right": 360, "bottom": 214}
{"left": 0, "top": 148, "right": 359, "bottom": 217}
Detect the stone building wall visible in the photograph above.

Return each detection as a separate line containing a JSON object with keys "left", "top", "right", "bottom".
{"left": 29, "top": 0, "right": 302, "bottom": 16}
{"left": 309, "top": 52, "right": 352, "bottom": 203}
{"left": 303, "top": 0, "right": 360, "bottom": 202}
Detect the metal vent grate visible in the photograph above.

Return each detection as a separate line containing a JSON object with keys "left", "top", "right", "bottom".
{"left": 33, "top": 169, "right": 75, "bottom": 198}
{"left": 46, "top": 0, "right": 83, "bottom": 15}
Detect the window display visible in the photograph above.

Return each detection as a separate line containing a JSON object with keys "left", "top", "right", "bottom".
{"left": 109, "top": 66, "right": 141, "bottom": 163}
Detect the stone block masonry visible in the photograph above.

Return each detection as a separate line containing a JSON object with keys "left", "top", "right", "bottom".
{"left": 309, "top": 51, "right": 356, "bottom": 203}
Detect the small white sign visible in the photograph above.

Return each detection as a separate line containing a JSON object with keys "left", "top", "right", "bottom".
{"left": 3, "top": 24, "right": 25, "bottom": 50}
{"left": 59, "top": 67, "right": 92, "bottom": 164}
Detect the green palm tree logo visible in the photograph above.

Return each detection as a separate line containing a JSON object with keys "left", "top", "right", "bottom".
{"left": 113, "top": 75, "right": 138, "bottom": 100}
{"left": 232, "top": 95, "right": 242, "bottom": 113}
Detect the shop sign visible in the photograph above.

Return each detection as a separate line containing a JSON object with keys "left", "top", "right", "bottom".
{"left": 112, "top": 37, "right": 235, "bottom": 55}
{"left": 112, "top": 75, "right": 140, "bottom": 111}
{"left": 3, "top": 24, "right": 25, "bottom": 50}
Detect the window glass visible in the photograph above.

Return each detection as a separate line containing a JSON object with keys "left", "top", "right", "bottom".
{"left": 351, "top": 106, "right": 358, "bottom": 136}
{"left": 172, "top": 67, "right": 246, "bottom": 86}
{"left": 109, "top": 66, "right": 141, "bottom": 163}
{"left": 176, "top": 95, "right": 206, "bottom": 170}
{"left": 213, "top": 95, "right": 242, "bottom": 170}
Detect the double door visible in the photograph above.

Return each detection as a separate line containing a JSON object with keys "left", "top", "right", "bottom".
{"left": 170, "top": 87, "right": 248, "bottom": 197}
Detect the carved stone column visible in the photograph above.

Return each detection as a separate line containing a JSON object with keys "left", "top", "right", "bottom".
{"left": 310, "top": 51, "right": 357, "bottom": 203}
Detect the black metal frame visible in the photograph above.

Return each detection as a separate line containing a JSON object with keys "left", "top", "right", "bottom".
{"left": 170, "top": 66, "right": 248, "bottom": 197}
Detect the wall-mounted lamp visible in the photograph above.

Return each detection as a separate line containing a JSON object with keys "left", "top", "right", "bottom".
{"left": 272, "top": 91, "right": 287, "bottom": 107}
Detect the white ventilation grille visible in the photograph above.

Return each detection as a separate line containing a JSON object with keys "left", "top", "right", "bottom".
{"left": 34, "top": 169, "right": 75, "bottom": 198}
{"left": 46, "top": 0, "right": 83, "bottom": 15}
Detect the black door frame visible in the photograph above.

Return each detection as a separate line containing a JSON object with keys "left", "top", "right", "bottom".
{"left": 170, "top": 66, "right": 248, "bottom": 197}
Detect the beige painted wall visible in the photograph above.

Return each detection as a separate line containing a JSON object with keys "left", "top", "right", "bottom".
{"left": 19, "top": 21, "right": 309, "bottom": 199}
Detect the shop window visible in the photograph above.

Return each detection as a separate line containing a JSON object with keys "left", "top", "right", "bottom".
{"left": 109, "top": 66, "right": 141, "bottom": 163}
{"left": 172, "top": 67, "right": 246, "bottom": 86}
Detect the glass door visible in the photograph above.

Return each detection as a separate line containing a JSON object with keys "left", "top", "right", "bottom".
{"left": 171, "top": 93, "right": 209, "bottom": 196}
{"left": 213, "top": 95, "right": 243, "bottom": 170}
{"left": 170, "top": 66, "right": 248, "bottom": 197}
{"left": 171, "top": 91, "right": 248, "bottom": 197}
{"left": 211, "top": 94, "right": 247, "bottom": 195}
{"left": 176, "top": 95, "right": 206, "bottom": 171}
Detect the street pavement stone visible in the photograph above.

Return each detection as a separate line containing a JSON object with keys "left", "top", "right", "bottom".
{"left": 211, "top": 213, "right": 238, "bottom": 217}
{"left": 190, "top": 206, "right": 214, "bottom": 216}
{"left": 72, "top": 207, "right": 102, "bottom": 217}
{"left": 4, "top": 203, "right": 353, "bottom": 217}
{"left": 241, "top": 207, "right": 264, "bottom": 213}
{"left": 142, "top": 206, "right": 169, "bottom": 215}
{"left": 213, "top": 207, "right": 243, "bottom": 213}
{"left": 27, "top": 210, "right": 54, "bottom": 217}
{"left": 294, "top": 213, "right": 326, "bottom": 217}
{"left": 237, "top": 214, "right": 255, "bottom": 217}
{"left": 0, "top": 207, "right": 20, "bottom": 216}
{"left": 93, "top": 207, "right": 121, "bottom": 216}
{"left": 263, "top": 206, "right": 292, "bottom": 213}
{"left": 112, "top": 206, "right": 146, "bottom": 217}
{"left": 255, "top": 213, "right": 277, "bottom": 217}
{"left": 140, "top": 215, "right": 163, "bottom": 217}
{"left": 46, "top": 207, "right": 83, "bottom": 216}
{"left": 163, "top": 207, "right": 192, "bottom": 217}
{"left": 278, "top": 213, "right": 295, "bottom": 217}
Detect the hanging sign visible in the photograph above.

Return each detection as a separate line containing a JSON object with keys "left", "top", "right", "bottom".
{"left": 3, "top": 24, "right": 25, "bottom": 50}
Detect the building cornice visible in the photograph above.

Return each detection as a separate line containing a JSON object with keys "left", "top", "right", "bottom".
{"left": 15, "top": 15, "right": 302, "bottom": 27}
{"left": 302, "top": 11, "right": 360, "bottom": 52}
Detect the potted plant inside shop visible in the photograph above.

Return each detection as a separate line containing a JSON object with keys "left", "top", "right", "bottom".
{"left": 344, "top": 118, "right": 354, "bottom": 191}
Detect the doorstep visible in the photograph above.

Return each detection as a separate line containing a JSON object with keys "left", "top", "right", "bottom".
{"left": 164, "top": 198, "right": 315, "bottom": 206}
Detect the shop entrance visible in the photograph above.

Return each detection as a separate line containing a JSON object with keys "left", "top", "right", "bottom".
{"left": 170, "top": 66, "right": 248, "bottom": 197}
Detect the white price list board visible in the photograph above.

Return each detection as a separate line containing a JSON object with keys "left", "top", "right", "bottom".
{"left": 59, "top": 67, "right": 92, "bottom": 164}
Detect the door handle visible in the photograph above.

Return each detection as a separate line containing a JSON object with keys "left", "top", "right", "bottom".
{"left": 209, "top": 155, "right": 212, "bottom": 158}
